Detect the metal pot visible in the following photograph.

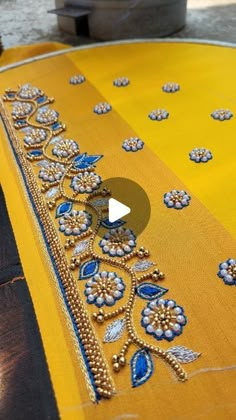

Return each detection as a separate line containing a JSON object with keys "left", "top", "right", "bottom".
{"left": 66, "top": 0, "right": 187, "bottom": 40}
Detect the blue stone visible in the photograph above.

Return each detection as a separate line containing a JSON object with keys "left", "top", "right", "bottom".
{"left": 56, "top": 202, "right": 72, "bottom": 218}
{"left": 131, "top": 349, "right": 154, "bottom": 388}
{"left": 136, "top": 283, "right": 168, "bottom": 300}
{"left": 79, "top": 259, "right": 100, "bottom": 280}
{"left": 37, "top": 96, "right": 47, "bottom": 104}
{"left": 27, "top": 150, "right": 43, "bottom": 157}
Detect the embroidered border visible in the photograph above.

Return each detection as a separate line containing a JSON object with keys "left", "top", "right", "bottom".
{"left": 0, "top": 84, "right": 201, "bottom": 399}
{"left": 0, "top": 100, "right": 114, "bottom": 401}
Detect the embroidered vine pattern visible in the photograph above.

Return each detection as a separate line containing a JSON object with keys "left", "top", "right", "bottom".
{"left": 3, "top": 84, "right": 201, "bottom": 398}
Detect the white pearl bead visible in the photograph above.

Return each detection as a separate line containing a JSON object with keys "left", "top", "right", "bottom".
{"left": 165, "top": 330, "right": 173, "bottom": 338}
{"left": 144, "top": 308, "right": 151, "bottom": 315}
{"left": 146, "top": 325, "right": 154, "bottom": 333}
{"left": 96, "top": 297, "right": 104, "bottom": 305}
{"left": 155, "top": 328, "right": 163, "bottom": 337}
{"left": 143, "top": 316, "right": 150, "bottom": 325}
{"left": 176, "top": 315, "right": 185, "bottom": 324}
{"left": 174, "top": 307, "right": 182, "bottom": 315}
{"left": 106, "top": 296, "right": 114, "bottom": 304}
{"left": 221, "top": 262, "right": 228, "bottom": 269}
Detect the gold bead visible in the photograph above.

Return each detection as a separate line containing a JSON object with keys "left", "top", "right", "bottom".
{"left": 113, "top": 363, "right": 120, "bottom": 372}
{"left": 158, "top": 272, "right": 165, "bottom": 280}
{"left": 119, "top": 356, "right": 126, "bottom": 366}
{"left": 97, "top": 315, "right": 104, "bottom": 324}
{"left": 112, "top": 354, "right": 118, "bottom": 363}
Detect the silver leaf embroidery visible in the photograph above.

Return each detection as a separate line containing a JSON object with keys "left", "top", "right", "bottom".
{"left": 167, "top": 346, "right": 201, "bottom": 363}
{"left": 92, "top": 198, "right": 109, "bottom": 207}
{"left": 132, "top": 260, "right": 156, "bottom": 272}
{"left": 46, "top": 186, "right": 59, "bottom": 199}
{"left": 103, "top": 318, "right": 125, "bottom": 343}
{"left": 49, "top": 135, "right": 62, "bottom": 145}
{"left": 73, "top": 239, "right": 89, "bottom": 256}
{"left": 36, "top": 160, "right": 50, "bottom": 168}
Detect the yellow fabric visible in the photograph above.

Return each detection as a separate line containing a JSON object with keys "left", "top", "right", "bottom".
{"left": 68, "top": 42, "right": 236, "bottom": 239}
{"left": 0, "top": 42, "right": 236, "bottom": 420}
{"left": 0, "top": 42, "right": 69, "bottom": 66}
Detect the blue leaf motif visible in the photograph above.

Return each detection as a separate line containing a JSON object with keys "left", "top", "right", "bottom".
{"left": 136, "top": 283, "right": 168, "bottom": 300}
{"left": 131, "top": 349, "right": 154, "bottom": 388}
{"left": 73, "top": 153, "right": 103, "bottom": 169}
{"left": 79, "top": 259, "right": 100, "bottom": 280}
{"left": 101, "top": 218, "right": 125, "bottom": 229}
{"left": 56, "top": 201, "right": 72, "bottom": 218}
{"left": 27, "top": 150, "right": 43, "bottom": 157}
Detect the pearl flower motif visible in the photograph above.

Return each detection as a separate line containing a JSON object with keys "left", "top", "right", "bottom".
{"left": 189, "top": 147, "right": 213, "bottom": 163}
{"left": 162, "top": 82, "right": 180, "bottom": 93}
{"left": 217, "top": 258, "right": 236, "bottom": 286}
{"left": 164, "top": 190, "right": 191, "bottom": 210}
{"left": 36, "top": 107, "right": 59, "bottom": 124}
{"left": 23, "top": 127, "right": 47, "bottom": 145}
{"left": 19, "top": 84, "right": 41, "bottom": 99}
{"left": 94, "top": 102, "right": 112, "bottom": 115}
{"left": 99, "top": 227, "right": 136, "bottom": 257}
{"left": 85, "top": 271, "right": 125, "bottom": 307}
{"left": 211, "top": 109, "right": 233, "bottom": 121}
{"left": 122, "top": 137, "right": 144, "bottom": 152}
{"left": 148, "top": 109, "right": 169, "bottom": 121}
{"left": 142, "top": 298, "right": 187, "bottom": 342}
{"left": 59, "top": 209, "right": 92, "bottom": 236}
{"left": 113, "top": 77, "right": 130, "bottom": 87}
{"left": 71, "top": 172, "right": 102, "bottom": 194}
{"left": 69, "top": 75, "right": 86, "bottom": 85}
{"left": 39, "top": 162, "right": 65, "bottom": 182}
{"left": 52, "top": 137, "right": 79, "bottom": 158}
{"left": 12, "top": 102, "right": 32, "bottom": 118}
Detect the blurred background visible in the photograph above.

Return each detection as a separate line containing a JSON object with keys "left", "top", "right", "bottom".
{"left": 0, "top": 0, "right": 236, "bottom": 49}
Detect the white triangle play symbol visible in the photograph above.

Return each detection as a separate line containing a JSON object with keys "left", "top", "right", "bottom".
{"left": 108, "top": 198, "right": 131, "bottom": 223}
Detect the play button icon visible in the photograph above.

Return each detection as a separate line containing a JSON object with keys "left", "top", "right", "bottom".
{"left": 108, "top": 198, "right": 131, "bottom": 223}
{"left": 93, "top": 177, "right": 151, "bottom": 238}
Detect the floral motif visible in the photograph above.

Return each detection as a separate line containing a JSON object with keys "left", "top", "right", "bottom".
{"left": 71, "top": 172, "right": 101, "bottom": 193}
{"left": 211, "top": 109, "right": 233, "bottom": 121}
{"left": 69, "top": 74, "right": 86, "bottom": 85}
{"left": 23, "top": 127, "right": 47, "bottom": 145}
{"left": 162, "top": 82, "right": 180, "bottom": 93}
{"left": 18, "top": 84, "right": 41, "bottom": 99}
{"left": 94, "top": 102, "right": 112, "bottom": 114}
{"left": 99, "top": 227, "right": 136, "bottom": 257}
{"left": 189, "top": 147, "right": 213, "bottom": 163}
{"left": 217, "top": 258, "right": 236, "bottom": 285}
{"left": 122, "top": 137, "right": 144, "bottom": 152}
{"left": 39, "top": 162, "right": 65, "bottom": 182}
{"left": 164, "top": 190, "right": 191, "bottom": 209}
{"left": 36, "top": 106, "right": 59, "bottom": 124}
{"left": 59, "top": 209, "right": 92, "bottom": 236}
{"left": 85, "top": 271, "right": 125, "bottom": 307}
{"left": 142, "top": 298, "right": 187, "bottom": 341}
{"left": 12, "top": 102, "right": 32, "bottom": 118}
{"left": 113, "top": 77, "right": 130, "bottom": 87}
{"left": 148, "top": 109, "right": 169, "bottom": 121}
{"left": 52, "top": 137, "right": 79, "bottom": 158}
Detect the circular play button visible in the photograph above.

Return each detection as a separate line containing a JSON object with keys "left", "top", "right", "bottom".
{"left": 95, "top": 177, "right": 151, "bottom": 238}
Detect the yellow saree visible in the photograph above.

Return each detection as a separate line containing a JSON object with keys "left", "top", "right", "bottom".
{"left": 0, "top": 40, "right": 235, "bottom": 419}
